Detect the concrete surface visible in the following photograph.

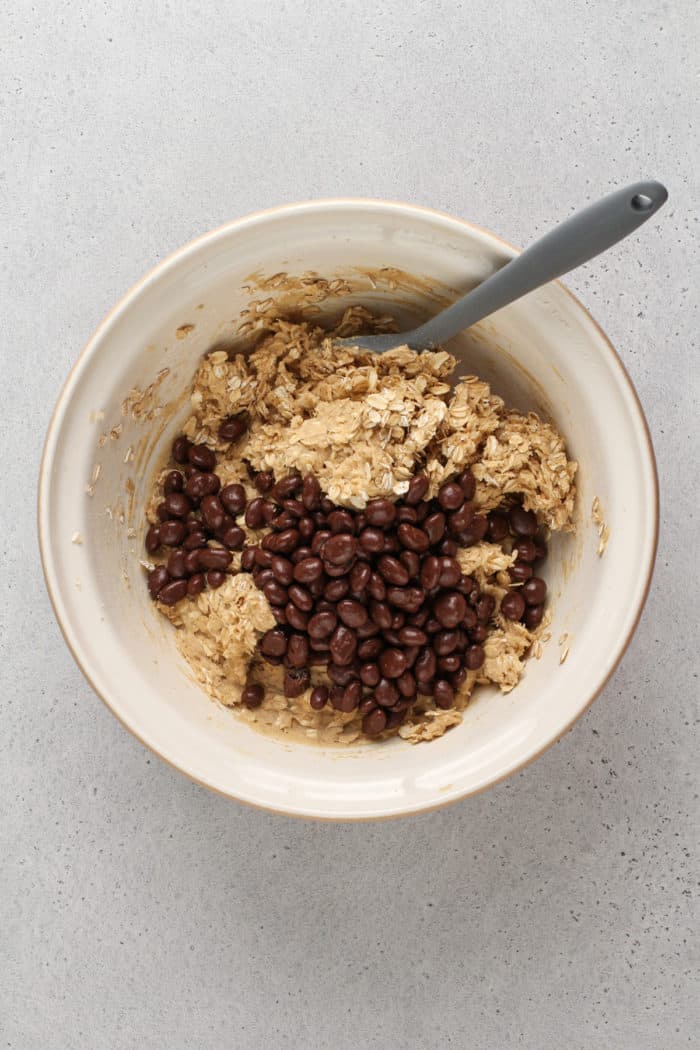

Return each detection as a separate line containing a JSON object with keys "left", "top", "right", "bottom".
{"left": 2, "top": 1, "right": 698, "bottom": 1047}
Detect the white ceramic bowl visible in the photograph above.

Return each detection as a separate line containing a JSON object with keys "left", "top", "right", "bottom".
{"left": 38, "top": 200, "right": 658, "bottom": 820}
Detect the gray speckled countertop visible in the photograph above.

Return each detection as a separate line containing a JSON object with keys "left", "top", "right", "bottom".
{"left": 2, "top": 2, "right": 698, "bottom": 1046}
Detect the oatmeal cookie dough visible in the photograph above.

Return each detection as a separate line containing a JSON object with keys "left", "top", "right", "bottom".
{"left": 155, "top": 307, "right": 576, "bottom": 744}
{"left": 161, "top": 573, "right": 275, "bottom": 696}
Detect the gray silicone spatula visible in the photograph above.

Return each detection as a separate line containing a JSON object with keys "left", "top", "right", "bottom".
{"left": 338, "top": 180, "right": 667, "bottom": 352}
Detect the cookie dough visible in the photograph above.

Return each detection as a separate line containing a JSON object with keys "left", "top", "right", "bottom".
{"left": 154, "top": 306, "right": 577, "bottom": 744}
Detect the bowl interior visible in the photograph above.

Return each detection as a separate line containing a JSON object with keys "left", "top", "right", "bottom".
{"left": 39, "top": 202, "right": 657, "bottom": 818}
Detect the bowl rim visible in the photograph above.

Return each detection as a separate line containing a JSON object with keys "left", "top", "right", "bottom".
{"left": 37, "top": 197, "right": 659, "bottom": 820}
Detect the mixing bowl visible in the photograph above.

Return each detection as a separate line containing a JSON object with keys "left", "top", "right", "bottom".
{"left": 38, "top": 200, "right": 658, "bottom": 819}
